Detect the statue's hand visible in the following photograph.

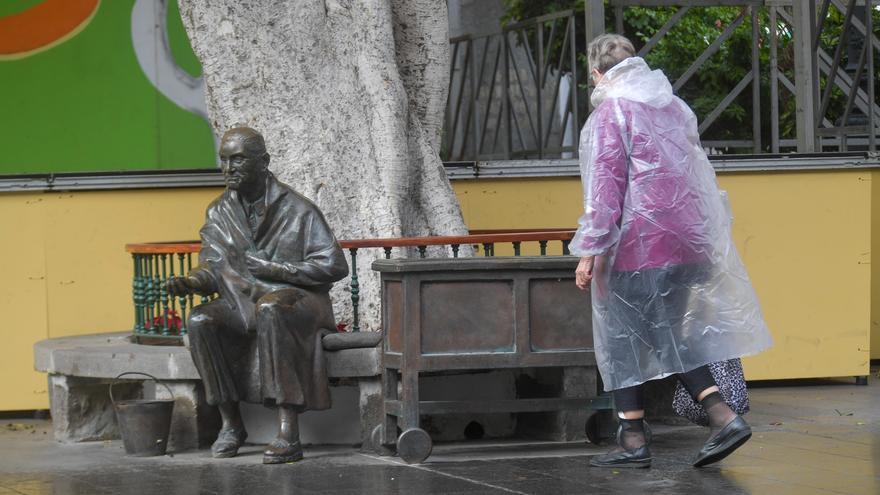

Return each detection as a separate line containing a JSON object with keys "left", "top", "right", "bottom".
{"left": 166, "top": 275, "right": 201, "bottom": 296}
{"left": 245, "top": 252, "right": 280, "bottom": 280}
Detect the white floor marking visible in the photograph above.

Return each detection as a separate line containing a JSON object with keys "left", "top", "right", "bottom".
{"left": 357, "top": 453, "right": 531, "bottom": 495}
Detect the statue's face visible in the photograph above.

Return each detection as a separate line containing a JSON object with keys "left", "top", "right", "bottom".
{"left": 219, "top": 136, "right": 266, "bottom": 192}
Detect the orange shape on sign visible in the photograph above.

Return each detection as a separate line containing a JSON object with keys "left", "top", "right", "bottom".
{"left": 0, "top": 0, "right": 101, "bottom": 60}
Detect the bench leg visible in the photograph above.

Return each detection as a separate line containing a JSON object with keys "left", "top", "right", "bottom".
{"left": 48, "top": 374, "right": 140, "bottom": 443}
{"left": 400, "top": 368, "right": 420, "bottom": 431}
{"left": 380, "top": 369, "right": 399, "bottom": 447}
{"left": 397, "top": 368, "right": 432, "bottom": 463}
{"left": 357, "top": 377, "right": 383, "bottom": 451}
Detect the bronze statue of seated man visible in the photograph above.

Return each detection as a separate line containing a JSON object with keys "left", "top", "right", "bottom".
{"left": 167, "top": 127, "right": 349, "bottom": 464}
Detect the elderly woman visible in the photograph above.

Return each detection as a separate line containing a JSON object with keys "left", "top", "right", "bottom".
{"left": 572, "top": 34, "right": 773, "bottom": 469}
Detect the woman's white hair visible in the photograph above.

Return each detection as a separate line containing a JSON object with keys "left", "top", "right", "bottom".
{"left": 588, "top": 34, "right": 636, "bottom": 74}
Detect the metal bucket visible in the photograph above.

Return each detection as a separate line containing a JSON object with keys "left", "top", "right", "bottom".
{"left": 110, "top": 372, "right": 175, "bottom": 457}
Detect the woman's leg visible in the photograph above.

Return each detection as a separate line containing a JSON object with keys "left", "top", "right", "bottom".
{"left": 611, "top": 384, "right": 648, "bottom": 449}
{"left": 612, "top": 384, "right": 644, "bottom": 418}
{"left": 591, "top": 384, "right": 652, "bottom": 468}
{"left": 678, "top": 366, "right": 737, "bottom": 437}
{"left": 678, "top": 365, "right": 752, "bottom": 467}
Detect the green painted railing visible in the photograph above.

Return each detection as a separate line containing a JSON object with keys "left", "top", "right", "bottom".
{"left": 125, "top": 230, "right": 575, "bottom": 344}
{"left": 125, "top": 242, "right": 204, "bottom": 343}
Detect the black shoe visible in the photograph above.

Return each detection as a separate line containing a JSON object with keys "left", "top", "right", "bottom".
{"left": 693, "top": 415, "right": 752, "bottom": 467}
{"left": 590, "top": 418, "right": 652, "bottom": 469}
{"left": 211, "top": 427, "right": 248, "bottom": 458}
{"left": 262, "top": 438, "right": 304, "bottom": 464}
{"left": 590, "top": 445, "right": 652, "bottom": 468}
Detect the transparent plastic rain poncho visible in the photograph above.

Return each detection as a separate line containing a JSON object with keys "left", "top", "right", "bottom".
{"left": 571, "top": 57, "right": 772, "bottom": 392}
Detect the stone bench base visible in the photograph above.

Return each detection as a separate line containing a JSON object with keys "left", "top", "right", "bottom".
{"left": 46, "top": 374, "right": 222, "bottom": 451}
{"left": 35, "top": 332, "right": 624, "bottom": 451}
{"left": 34, "top": 332, "right": 381, "bottom": 451}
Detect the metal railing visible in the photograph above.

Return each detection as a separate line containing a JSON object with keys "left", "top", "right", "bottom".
{"left": 125, "top": 230, "right": 575, "bottom": 343}
{"left": 444, "top": 10, "right": 582, "bottom": 161}
{"left": 443, "top": 1, "right": 880, "bottom": 159}
{"left": 764, "top": 0, "right": 879, "bottom": 152}
{"left": 811, "top": 0, "right": 878, "bottom": 151}
{"left": 125, "top": 242, "right": 204, "bottom": 342}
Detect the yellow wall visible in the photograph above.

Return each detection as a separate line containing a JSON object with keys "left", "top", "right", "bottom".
{"left": 0, "top": 169, "right": 874, "bottom": 410}
{"left": 0, "top": 189, "right": 218, "bottom": 410}
{"left": 720, "top": 171, "right": 871, "bottom": 379}
{"left": 455, "top": 177, "right": 582, "bottom": 232}
{"left": 873, "top": 171, "right": 880, "bottom": 360}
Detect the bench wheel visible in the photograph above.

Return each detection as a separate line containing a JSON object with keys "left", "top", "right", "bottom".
{"left": 396, "top": 428, "right": 432, "bottom": 464}
{"left": 370, "top": 425, "right": 396, "bottom": 456}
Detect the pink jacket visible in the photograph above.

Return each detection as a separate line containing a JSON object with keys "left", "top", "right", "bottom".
{"left": 571, "top": 57, "right": 720, "bottom": 272}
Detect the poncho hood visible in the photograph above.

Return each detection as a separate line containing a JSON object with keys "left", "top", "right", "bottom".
{"left": 591, "top": 56, "right": 673, "bottom": 108}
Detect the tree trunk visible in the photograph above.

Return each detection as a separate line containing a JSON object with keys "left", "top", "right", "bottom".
{"left": 178, "top": 0, "right": 467, "bottom": 330}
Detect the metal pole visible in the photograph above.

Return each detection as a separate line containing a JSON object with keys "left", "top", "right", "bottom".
{"left": 470, "top": 39, "right": 480, "bottom": 159}
{"left": 810, "top": 0, "right": 821, "bottom": 149}
{"left": 349, "top": 249, "right": 359, "bottom": 332}
{"left": 570, "top": 12, "right": 580, "bottom": 156}
{"left": 866, "top": 0, "right": 876, "bottom": 151}
{"left": 770, "top": 7, "right": 780, "bottom": 153}
{"left": 584, "top": 1, "right": 605, "bottom": 46}
{"left": 751, "top": 6, "right": 761, "bottom": 153}
{"left": 446, "top": 40, "right": 460, "bottom": 160}
{"left": 584, "top": 0, "right": 605, "bottom": 114}
{"left": 615, "top": 6, "right": 624, "bottom": 34}
{"left": 537, "top": 22, "right": 544, "bottom": 158}
{"left": 503, "top": 31, "right": 511, "bottom": 159}
{"left": 792, "top": 0, "right": 818, "bottom": 152}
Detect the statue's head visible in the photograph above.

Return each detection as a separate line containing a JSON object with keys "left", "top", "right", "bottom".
{"left": 219, "top": 127, "right": 270, "bottom": 193}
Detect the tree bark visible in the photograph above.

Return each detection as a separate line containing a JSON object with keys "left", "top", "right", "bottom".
{"left": 178, "top": 0, "right": 466, "bottom": 330}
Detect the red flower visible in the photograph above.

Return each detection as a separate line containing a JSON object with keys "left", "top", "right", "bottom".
{"left": 336, "top": 322, "right": 348, "bottom": 333}
{"left": 145, "top": 309, "right": 182, "bottom": 331}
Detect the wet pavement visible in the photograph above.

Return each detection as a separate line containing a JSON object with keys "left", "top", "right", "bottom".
{"left": 1, "top": 372, "right": 877, "bottom": 495}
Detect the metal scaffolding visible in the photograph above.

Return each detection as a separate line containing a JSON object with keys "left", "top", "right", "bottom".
{"left": 442, "top": 0, "right": 880, "bottom": 160}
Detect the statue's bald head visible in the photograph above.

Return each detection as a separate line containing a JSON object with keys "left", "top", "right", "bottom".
{"left": 220, "top": 127, "right": 267, "bottom": 159}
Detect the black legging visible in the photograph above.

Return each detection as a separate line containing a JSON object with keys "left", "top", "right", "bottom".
{"left": 612, "top": 365, "right": 716, "bottom": 412}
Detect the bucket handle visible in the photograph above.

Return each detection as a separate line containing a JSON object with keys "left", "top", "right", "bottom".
{"left": 110, "top": 372, "right": 175, "bottom": 405}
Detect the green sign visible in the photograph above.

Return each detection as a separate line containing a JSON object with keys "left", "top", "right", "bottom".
{"left": 0, "top": 0, "right": 215, "bottom": 175}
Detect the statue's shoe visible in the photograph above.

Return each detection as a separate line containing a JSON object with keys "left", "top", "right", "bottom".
{"left": 589, "top": 445, "right": 652, "bottom": 468}
{"left": 211, "top": 427, "right": 248, "bottom": 458}
{"left": 263, "top": 438, "right": 304, "bottom": 464}
{"left": 693, "top": 416, "right": 752, "bottom": 467}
